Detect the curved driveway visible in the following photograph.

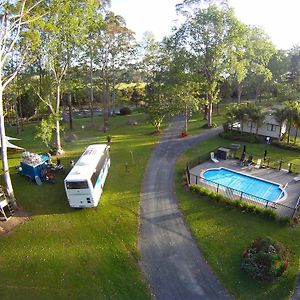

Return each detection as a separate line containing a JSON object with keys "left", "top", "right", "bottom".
{"left": 139, "top": 117, "right": 232, "bottom": 300}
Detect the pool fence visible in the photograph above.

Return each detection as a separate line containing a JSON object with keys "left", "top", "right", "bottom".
{"left": 186, "top": 152, "right": 300, "bottom": 218}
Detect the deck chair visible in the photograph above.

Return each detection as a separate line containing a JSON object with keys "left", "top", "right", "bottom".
{"left": 254, "top": 159, "right": 262, "bottom": 169}
{"left": 210, "top": 152, "right": 219, "bottom": 163}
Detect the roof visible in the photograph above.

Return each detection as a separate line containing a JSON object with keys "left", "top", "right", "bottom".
{"left": 264, "top": 114, "right": 280, "bottom": 125}
{"left": 64, "top": 144, "right": 108, "bottom": 182}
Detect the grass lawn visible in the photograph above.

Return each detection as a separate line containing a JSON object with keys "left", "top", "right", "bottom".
{"left": 176, "top": 136, "right": 300, "bottom": 300}
{"left": 0, "top": 113, "right": 157, "bottom": 299}
{"left": 188, "top": 104, "right": 226, "bottom": 136}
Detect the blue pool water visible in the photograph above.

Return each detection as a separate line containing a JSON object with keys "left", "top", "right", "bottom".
{"left": 203, "top": 168, "right": 284, "bottom": 201}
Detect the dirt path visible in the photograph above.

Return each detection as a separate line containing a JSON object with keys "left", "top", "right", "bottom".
{"left": 139, "top": 117, "right": 232, "bottom": 300}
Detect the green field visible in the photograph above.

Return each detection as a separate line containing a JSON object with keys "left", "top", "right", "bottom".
{"left": 0, "top": 113, "right": 156, "bottom": 299}
{"left": 176, "top": 137, "right": 300, "bottom": 300}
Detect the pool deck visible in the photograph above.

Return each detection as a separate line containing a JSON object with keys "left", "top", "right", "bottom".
{"left": 189, "top": 158, "right": 300, "bottom": 217}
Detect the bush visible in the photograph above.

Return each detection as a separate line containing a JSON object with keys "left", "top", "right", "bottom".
{"left": 219, "top": 131, "right": 263, "bottom": 144}
{"left": 241, "top": 237, "right": 289, "bottom": 281}
{"left": 272, "top": 140, "right": 300, "bottom": 153}
{"left": 119, "top": 107, "right": 132, "bottom": 115}
{"left": 223, "top": 123, "right": 230, "bottom": 132}
{"left": 188, "top": 184, "right": 291, "bottom": 225}
{"left": 202, "top": 122, "right": 218, "bottom": 129}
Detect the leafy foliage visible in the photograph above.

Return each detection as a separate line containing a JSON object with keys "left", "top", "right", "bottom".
{"left": 241, "top": 237, "right": 289, "bottom": 281}
{"left": 35, "top": 115, "right": 56, "bottom": 148}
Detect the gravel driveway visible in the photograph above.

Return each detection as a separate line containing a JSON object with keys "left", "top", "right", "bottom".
{"left": 139, "top": 117, "right": 232, "bottom": 300}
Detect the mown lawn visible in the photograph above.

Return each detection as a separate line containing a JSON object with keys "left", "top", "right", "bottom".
{"left": 0, "top": 113, "right": 156, "bottom": 299}
{"left": 176, "top": 136, "right": 300, "bottom": 300}
{"left": 188, "top": 104, "right": 226, "bottom": 136}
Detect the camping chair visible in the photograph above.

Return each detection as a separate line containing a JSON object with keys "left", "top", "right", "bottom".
{"left": 255, "top": 159, "right": 262, "bottom": 169}
{"left": 237, "top": 152, "right": 246, "bottom": 166}
{"left": 244, "top": 155, "right": 254, "bottom": 166}
{"left": 210, "top": 152, "right": 219, "bottom": 163}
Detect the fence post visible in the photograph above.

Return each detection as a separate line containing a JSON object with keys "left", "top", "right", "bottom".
{"left": 240, "top": 192, "right": 243, "bottom": 200}
{"left": 265, "top": 200, "right": 269, "bottom": 208}
{"left": 279, "top": 160, "right": 282, "bottom": 171}
{"left": 196, "top": 175, "right": 198, "bottom": 185}
{"left": 186, "top": 165, "right": 190, "bottom": 184}
{"left": 289, "top": 163, "right": 292, "bottom": 173}
{"left": 217, "top": 183, "right": 219, "bottom": 193}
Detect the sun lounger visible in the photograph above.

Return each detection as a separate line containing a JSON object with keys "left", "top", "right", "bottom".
{"left": 210, "top": 152, "right": 219, "bottom": 163}
{"left": 254, "top": 159, "right": 261, "bottom": 169}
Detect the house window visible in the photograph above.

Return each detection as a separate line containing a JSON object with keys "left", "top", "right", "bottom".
{"left": 267, "top": 124, "right": 277, "bottom": 132}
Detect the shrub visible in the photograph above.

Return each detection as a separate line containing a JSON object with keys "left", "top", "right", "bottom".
{"left": 119, "top": 107, "right": 132, "bottom": 115}
{"left": 241, "top": 237, "right": 289, "bottom": 281}
{"left": 223, "top": 122, "right": 229, "bottom": 132}
{"left": 219, "top": 131, "right": 262, "bottom": 144}
{"left": 272, "top": 140, "right": 300, "bottom": 153}
{"left": 262, "top": 208, "right": 277, "bottom": 221}
{"left": 188, "top": 184, "right": 291, "bottom": 224}
{"left": 202, "top": 122, "right": 218, "bottom": 129}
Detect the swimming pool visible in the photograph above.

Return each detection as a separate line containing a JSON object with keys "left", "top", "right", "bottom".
{"left": 202, "top": 168, "right": 285, "bottom": 202}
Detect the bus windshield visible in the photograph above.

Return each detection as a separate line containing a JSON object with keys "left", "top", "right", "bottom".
{"left": 66, "top": 181, "right": 89, "bottom": 189}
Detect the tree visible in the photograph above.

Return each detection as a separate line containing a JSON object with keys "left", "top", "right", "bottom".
{"left": 283, "top": 101, "right": 300, "bottom": 144}
{"left": 0, "top": 0, "right": 42, "bottom": 205}
{"left": 251, "top": 106, "right": 265, "bottom": 137}
{"left": 246, "top": 26, "right": 276, "bottom": 101}
{"left": 39, "top": 0, "right": 99, "bottom": 152}
{"left": 175, "top": 5, "right": 244, "bottom": 127}
{"left": 144, "top": 83, "right": 171, "bottom": 132}
{"left": 273, "top": 107, "right": 287, "bottom": 140}
{"left": 234, "top": 103, "right": 248, "bottom": 133}
{"left": 139, "top": 31, "right": 161, "bottom": 83}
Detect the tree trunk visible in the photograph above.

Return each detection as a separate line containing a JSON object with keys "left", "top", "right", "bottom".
{"left": 279, "top": 123, "right": 282, "bottom": 140}
{"left": 67, "top": 94, "right": 73, "bottom": 130}
{"left": 13, "top": 94, "right": 20, "bottom": 135}
{"left": 184, "top": 104, "right": 188, "bottom": 133}
{"left": 255, "top": 87, "right": 260, "bottom": 102}
{"left": 155, "top": 121, "right": 161, "bottom": 132}
{"left": 89, "top": 49, "right": 94, "bottom": 126}
{"left": 294, "top": 127, "right": 298, "bottom": 145}
{"left": 203, "top": 104, "right": 208, "bottom": 120}
{"left": 112, "top": 58, "right": 116, "bottom": 115}
{"left": 55, "top": 84, "right": 62, "bottom": 152}
{"left": 37, "top": 56, "right": 43, "bottom": 123}
{"left": 287, "top": 123, "right": 292, "bottom": 144}
{"left": 236, "top": 83, "right": 242, "bottom": 104}
{"left": 18, "top": 97, "right": 24, "bottom": 132}
{"left": 0, "top": 86, "right": 17, "bottom": 207}
{"left": 103, "top": 88, "right": 109, "bottom": 132}
{"left": 67, "top": 52, "right": 73, "bottom": 130}
{"left": 207, "top": 96, "right": 213, "bottom": 127}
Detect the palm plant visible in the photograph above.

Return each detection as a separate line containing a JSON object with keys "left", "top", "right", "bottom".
{"left": 284, "top": 101, "right": 299, "bottom": 144}
{"left": 273, "top": 107, "right": 287, "bottom": 140}
{"left": 251, "top": 108, "right": 265, "bottom": 137}
{"left": 234, "top": 104, "right": 248, "bottom": 133}
{"left": 225, "top": 103, "right": 238, "bottom": 130}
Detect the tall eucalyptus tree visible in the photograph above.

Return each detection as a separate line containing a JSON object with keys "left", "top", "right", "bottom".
{"left": 0, "top": 0, "right": 42, "bottom": 205}
{"left": 95, "top": 12, "right": 135, "bottom": 131}
{"left": 39, "top": 0, "right": 100, "bottom": 152}
{"left": 174, "top": 5, "right": 244, "bottom": 127}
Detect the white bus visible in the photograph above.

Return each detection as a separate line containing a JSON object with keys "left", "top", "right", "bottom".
{"left": 64, "top": 144, "right": 110, "bottom": 208}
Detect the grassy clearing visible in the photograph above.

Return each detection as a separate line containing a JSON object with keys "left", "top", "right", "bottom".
{"left": 176, "top": 136, "right": 300, "bottom": 300}
{"left": 188, "top": 105, "right": 226, "bottom": 136}
{"left": 0, "top": 113, "right": 156, "bottom": 299}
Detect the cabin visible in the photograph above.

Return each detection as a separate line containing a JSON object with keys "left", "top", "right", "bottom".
{"left": 233, "top": 112, "right": 287, "bottom": 139}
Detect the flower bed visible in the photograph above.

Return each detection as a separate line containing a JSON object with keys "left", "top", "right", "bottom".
{"left": 241, "top": 237, "right": 289, "bottom": 281}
